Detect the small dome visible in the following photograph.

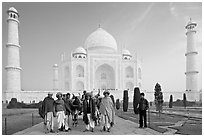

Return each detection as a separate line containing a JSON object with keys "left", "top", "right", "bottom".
{"left": 53, "top": 64, "right": 58, "bottom": 67}
{"left": 7, "top": 7, "right": 18, "bottom": 14}
{"left": 122, "top": 49, "right": 131, "bottom": 56}
{"left": 185, "top": 18, "right": 197, "bottom": 28}
{"left": 74, "top": 47, "right": 87, "bottom": 54}
{"left": 85, "top": 27, "right": 117, "bottom": 52}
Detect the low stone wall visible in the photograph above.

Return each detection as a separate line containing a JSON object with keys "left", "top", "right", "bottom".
{"left": 3, "top": 90, "right": 201, "bottom": 104}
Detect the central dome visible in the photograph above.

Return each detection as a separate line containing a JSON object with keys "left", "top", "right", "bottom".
{"left": 84, "top": 27, "right": 117, "bottom": 52}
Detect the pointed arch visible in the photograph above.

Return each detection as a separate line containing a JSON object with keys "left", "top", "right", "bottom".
{"left": 76, "top": 65, "right": 84, "bottom": 77}
{"left": 126, "top": 82, "right": 134, "bottom": 91}
{"left": 125, "top": 66, "right": 134, "bottom": 78}
{"left": 64, "top": 66, "right": 69, "bottom": 79}
{"left": 76, "top": 81, "right": 84, "bottom": 91}
{"left": 95, "top": 63, "right": 115, "bottom": 90}
{"left": 138, "top": 68, "right": 142, "bottom": 79}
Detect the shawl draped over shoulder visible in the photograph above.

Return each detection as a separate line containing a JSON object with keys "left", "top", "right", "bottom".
{"left": 99, "top": 96, "right": 115, "bottom": 123}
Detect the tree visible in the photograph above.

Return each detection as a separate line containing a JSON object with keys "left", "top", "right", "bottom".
{"left": 116, "top": 99, "right": 120, "bottom": 110}
{"left": 110, "top": 95, "right": 115, "bottom": 108}
{"left": 133, "top": 87, "right": 140, "bottom": 114}
{"left": 169, "top": 95, "right": 173, "bottom": 108}
{"left": 123, "top": 90, "right": 129, "bottom": 112}
{"left": 154, "top": 83, "right": 163, "bottom": 117}
{"left": 183, "top": 93, "right": 187, "bottom": 108}
{"left": 7, "top": 98, "right": 18, "bottom": 109}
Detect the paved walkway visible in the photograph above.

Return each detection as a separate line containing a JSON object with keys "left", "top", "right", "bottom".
{"left": 14, "top": 115, "right": 161, "bottom": 135}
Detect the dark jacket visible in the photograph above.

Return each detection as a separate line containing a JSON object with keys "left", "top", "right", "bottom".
{"left": 55, "top": 99, "right": 65, "bottom": 112}
{"left": 72, "top": 97, "right": 81, "bottom": 111}
{"left": 138, "top": 98, "right": 149, "bottom": 111}
{"left": 64, "top": 98, "right": 72, "bottom": 115}
{"left": 42, "top": 96, "right": 55, "bottom": 116}
{"left": 83, "top": 98, "right": 96, "bottom": 125}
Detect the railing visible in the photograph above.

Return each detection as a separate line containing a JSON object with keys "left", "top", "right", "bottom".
{"left": 2, "top": 110, "right": 43, "bottom": 135}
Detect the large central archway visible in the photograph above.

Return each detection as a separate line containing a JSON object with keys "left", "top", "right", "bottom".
{"left": 95, "top": 64, "right": 115, "bottom": 90}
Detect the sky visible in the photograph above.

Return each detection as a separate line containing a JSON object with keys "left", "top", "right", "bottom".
{"left": 2, "top": 2, "right": 202, "bottom": 93}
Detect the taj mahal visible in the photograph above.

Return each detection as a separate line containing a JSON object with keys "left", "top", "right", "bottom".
{"left": 3, "top": 7, "right": 142, "bottom": 103}
{"left": 56, "top": 27, "right": 142, "bottom": 99}
{"left": 3, "top": 7, "right": 201, "bottom": 103}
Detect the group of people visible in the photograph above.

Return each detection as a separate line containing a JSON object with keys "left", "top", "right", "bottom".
{"left": 41, "top": 90, "right": 115, "bottom": 133}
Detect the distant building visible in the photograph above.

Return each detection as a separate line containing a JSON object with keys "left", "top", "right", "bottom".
{"left": 55, "top": 27, "right": 142, "bottom": 100}
{"left": 4, "top": 7, "right": 142, "bottom": 103}
{"left": 4, "top": 7, "right": 201, "bottom": 103}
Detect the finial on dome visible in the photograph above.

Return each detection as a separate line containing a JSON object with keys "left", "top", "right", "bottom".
{"left": 53, "top": 64, "right": 58, "bottom": 67}
{"left": 98, "top": 24, "right": 101, "bottom": 28}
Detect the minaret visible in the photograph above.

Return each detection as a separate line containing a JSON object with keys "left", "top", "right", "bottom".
{"left": 53, "top": 64, "right": 59, "bottom": 90}
{"left": 185, "top": 18, "right": 199, "bottom": 101}
{"left": 5, "top": 7, "right": 22, "bottom": 102}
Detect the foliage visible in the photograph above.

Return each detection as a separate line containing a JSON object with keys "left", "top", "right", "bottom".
{"left": 169, "top": 95, "right": 173, "bottom": 108}
{"left": 116, "top": 99, "right": 120, "bottom": 110}
{"left": 173, "top": 99, "right": 196, "bottom": 107}
{"left": 133, "top": 87, "right": 140, "bottom": 114}
{"left": 7, "top": 98, "right": 43, "bottom": 109}
{"left": 7, "top": 98, "right": 19, "bottom": 109}
{"left": 154, "top": 83, "right": 164, "bottom": 112}
{"left": 110, "top": 95, "right": 115, "bottom": 107}
{"left": 183, "top": 93, "right": 187, "bottom": 108}
{"left": 123, "top": 90, "right": 129, "bottom": 112}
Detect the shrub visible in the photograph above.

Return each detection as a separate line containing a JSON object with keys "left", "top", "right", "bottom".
{"left": 7, "top": 98, "right": 43, "bottom": 109}
{"left": 150, "top": 102, "right": 153, "bottom": 106}
{"left": 169, "top": 95, "right": 173, "bottom": 108}
{"left": 7, "top": 98, "right": 19, "bottom": 109}
{"left": 133, "top": 87, "right": 140, "bottom": 114}
{"left": 154, "top": 83, "right": 163, "bottom": 112}
{"left": 183, "top": 93, "right": 187, "bottom": 108}
{"left": 110, "top": 95, "right": 115, "bottom": 107}
{"left": 116, "top": 99, "right": 120, "bottom": 110}
{"left": 123, "top": 90, "right": 129, "bottom": 112}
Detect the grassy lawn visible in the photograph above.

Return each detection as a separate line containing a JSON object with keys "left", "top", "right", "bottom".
{"left": 170, "top": 120, "right": 202, "bottom": 135}
{"left": 2, "top": 108, "right": 38, "bottom": 116}
{"left": 115, "top": 109, "right": 202, "bottom": 135}
{"left": 2, "top": 108, "right": 43, "bottom": 135}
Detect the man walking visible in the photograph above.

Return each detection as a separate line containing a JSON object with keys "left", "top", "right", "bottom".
{"left": 137, "top": 93, "right": 149, "bottom": 128}
{"left": 64, "top": 93, "right": 72, "bottom": 132}
{"left": 82, "top": 92, "right": 96, "bottom": 132}
{"left": 55, "top": 92, "right": 66, "bottom": 132}
{"left": 99, "top": 90, "right": 115, "bottom": 132}
{"left": 42, "top": 92, "right": 55, "bottom": 133}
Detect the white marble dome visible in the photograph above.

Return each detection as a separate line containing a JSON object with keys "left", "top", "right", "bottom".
{"left": 84, "top": 27, "right": 117, "bottom": 52}
{"left": 74, "top": 46, "right": 87, "bottom": 54}
{"left": 122, "top": 49, "right": 131, "bottom": 56}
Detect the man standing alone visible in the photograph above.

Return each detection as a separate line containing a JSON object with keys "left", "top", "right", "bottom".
{"left": 137, "top": 93, "right": 149, "bottom": 128}
{"left": 42, "top": 92, "right": 55, "bottom": 133}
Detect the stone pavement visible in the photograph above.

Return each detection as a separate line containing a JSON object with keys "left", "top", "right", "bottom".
{"left": 14, "top": 115, "right": 161, "bottom": 135}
